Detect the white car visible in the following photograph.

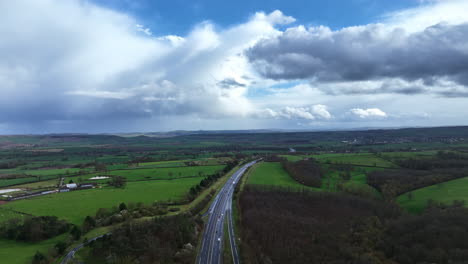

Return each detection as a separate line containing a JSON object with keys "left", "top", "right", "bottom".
{"left": 218, "top": 238, "right": 221, "bottom": 242}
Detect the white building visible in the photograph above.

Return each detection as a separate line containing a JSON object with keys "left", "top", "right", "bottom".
{"left": 66, "top": 183, "right": 78, "bottom": 189}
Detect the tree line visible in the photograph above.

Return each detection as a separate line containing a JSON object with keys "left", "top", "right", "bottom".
{"left": 0, "top": 216, "right": 69, "bottom": 242}
{"left": 188, "top": 160, "right": 238, "bottom": 200}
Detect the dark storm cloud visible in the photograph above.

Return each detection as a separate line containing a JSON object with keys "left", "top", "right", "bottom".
{"left": 217, "top": 78, "right": 247, "bottom": 89}
{"left": 246, "top": 23, "right": 468, "bottom": 92}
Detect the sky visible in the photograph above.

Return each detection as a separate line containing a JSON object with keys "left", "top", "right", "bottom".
{"left": 1, "top": 0, "right": 468, "bottom": 134}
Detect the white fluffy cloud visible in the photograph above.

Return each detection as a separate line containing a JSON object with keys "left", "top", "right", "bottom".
{"left": 350, "top": 108, "right": 387, "bottom": 119}
{"left": 256, "top": 105, "right": 332, "bottom": 120}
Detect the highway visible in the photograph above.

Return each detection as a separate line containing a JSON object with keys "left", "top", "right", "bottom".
{"left": 197, "top": 161, "right": 257, "bottom": 264}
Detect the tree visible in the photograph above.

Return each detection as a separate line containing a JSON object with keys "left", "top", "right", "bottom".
{"left": 32, "top": 251, "right": 47, "bottom": 264}
{"left": 109, "top": 176, "right": 127, "bottom": 188}
{"left": 94, "top": 163, "right": 107, "bottom": 172}
{"left": 119, "top": 202, "right": 127, "bottom": 211}
{"left": 82, "top": 216, "right": 96, "bottom": 233}
{"left": 55, "top": 241, "right": 67, "bottom": 255}
{"left": 70, "top": 225, "right": 81, "bottom": 240}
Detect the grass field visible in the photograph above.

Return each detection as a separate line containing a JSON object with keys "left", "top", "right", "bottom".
{"left": 1, "top": 177, "right": 203, "bottom": 225}
{"left": 312, "top": 153, "right": 397, "bottom": 168}
{"left": 341, "top": 173, "right": 381, "bottom": 199}
{"left": 380, "top": 151, "right": 438, "bottom": 160}
{"left": 279, "top": 155, "right": 309, "bottom": 162}
{"left": 0, "top": 207, "right": 25, "bottom": 223}
{"left": 25, "top": 168, "right": 91, "bottom": 176}
{"left": 0, "top": 233, "right": 68, "bottom": 264}
{"left": 88, "top": 165, "right": 225, "bottom": 181}
{"left": 5, "top": 179, "right": 58, "bottom": 189}
{"left": 247, "top": 162, "right": 319, "bottom": 191}
{"left": 137, "top": 160, "right": 188, "bottom": 168}
{"left": 398, "top": 177, "right": 468, "bottom": 214}
{"left": 280, "top": 153, "right": 397, "bottom": 168}
{"left": 0, "top": 177, "right": 40, "bottom": 188}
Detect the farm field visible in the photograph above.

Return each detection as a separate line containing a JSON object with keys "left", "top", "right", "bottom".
{"left": 247, "top": 162, "right": 319, "bottom": 191}
{"left": 312, "top": 153, "right": 397, "bottom": 168}
{"left": 0, "top": 177, "right": 41, "bottom": 188}
{"left": 280, "top": 153, "right": 398, "bottom": 168}
{"left": 0, "top": 234, "right": 68, "bottom": 264}
{"left": 137, "top": 160, "right": 188, "bottom": 168}
{"left": 379, "top": 150, "right": 438, "bottom": 159}
{"left": 1, "top": 177, "right": 203, "bottom": 225}
{"left": 397, "top": 176, "right": 468, "bottom": 214}
{"left": 3, "top": 179, "right": 58, "bottom": 190}
{"left": 0, "top": 207, "right": 25, "bottom": 223}
{"left": 341, "top": 173, "right": 381, "bottom": 199}
{"left": 85, "top": 165, "right": 225, "bottom": 181}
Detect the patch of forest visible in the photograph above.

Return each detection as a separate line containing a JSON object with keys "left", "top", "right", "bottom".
{"left": 281, "top": 159, "right": 323, "bottom": 188}
{"left": 85, "top": 214, "right": 200, "bottom": 264}
{"left": 396, "top": 151, "right": 468, "bottom": 170}
{"left": 368, "top": 152, "right": 468, "bottom": 198}
{"left": 239, "top": 187, "right": 468, "bottom": 264}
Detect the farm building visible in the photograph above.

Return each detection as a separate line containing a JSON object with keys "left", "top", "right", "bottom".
{"left": 66, "top": 183, "right": 78, "bottom": 189}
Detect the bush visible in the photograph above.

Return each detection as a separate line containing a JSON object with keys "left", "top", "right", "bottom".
{"left": 108, "top": 176, "right": 127, "bottom": 188}
{"left": 31, "top": 251, "right": 47, "bottom": 264}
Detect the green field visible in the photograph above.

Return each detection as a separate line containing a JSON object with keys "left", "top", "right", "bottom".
{"left": 280, "top": 153, "right": 397, "bottom": 168}
{"left": 380, "top": 151, "right": 438, "bottom": 160}
{"left": 279, "top": 155, "right": 309, "bottom": 162}
{"left": 0, "top": 177, "right": 40, "bottom": 188}
{"left": 88, "top": 165, "right": 225, "bottom": 181}
{"left": 1, "top": 177, "right": 203, "bottom": 225}
{"left": 312, "top": 153, "right": 397, "bottom": 168}
{"left": 26, "top": 168, "right": 90, "bottom": 176}
{"left": 137, "top": 160, "right": 188, "bottom": 168}
{"left": 398, "top": 177, "right": 468, "bottom": 214}
{"left": 247, "top": 162, "right": 318, "bottom": 191}
{"left": 341, "top": 173, "right": 381, "bottom": 199}
{"left": 0, "top": 233, "right": 68, "bottom": 264}
{"left": 5, "top": 179, "right": 58, "bottom": 189}
{"left": 0, "top": 207, "right": 25, "bottom": 223}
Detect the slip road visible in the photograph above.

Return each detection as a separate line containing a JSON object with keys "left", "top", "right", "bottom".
{"left": 197, "top": 161, "right": 257, "bottom": 264}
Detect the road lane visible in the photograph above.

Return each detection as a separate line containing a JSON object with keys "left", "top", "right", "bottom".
{"left": 197, "top": 161, "right": 256, "bottom": 264}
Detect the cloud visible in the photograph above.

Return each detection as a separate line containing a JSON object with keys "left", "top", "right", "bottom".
{"left": 218, "top": 78, "right": 247, "bottom": 89}
{"left": 1, "top": 0, "right": 467, "bottom": 133}
{"left": 0, "top": 1, "right": 294, "bottom": 128}
{"left": 66, "top": 90, "right": 133, "bottom": 99}
{"left": 349, "top": 108, "right": 387, "bottom": 119}
{"left": 247, "top": 23, "right": 468, "bottom": 86}
{"left": 383, "top": 0, "right": 468, "bottom": 33}
{"left": 256, "top": 105, "right": 332, "bottom": 120}
{"left": 246, "top": 0, "right": 468, "bottom": 97}
{"left": 136, "top": 24, "right": 152, "bottom": 36}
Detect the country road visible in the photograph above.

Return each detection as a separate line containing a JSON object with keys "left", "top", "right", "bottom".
{"left": 61, "top": 234, "right": 108, "bottom": 264}
{"left": 197, "top": 161, "right": 257, "bottom": 264}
